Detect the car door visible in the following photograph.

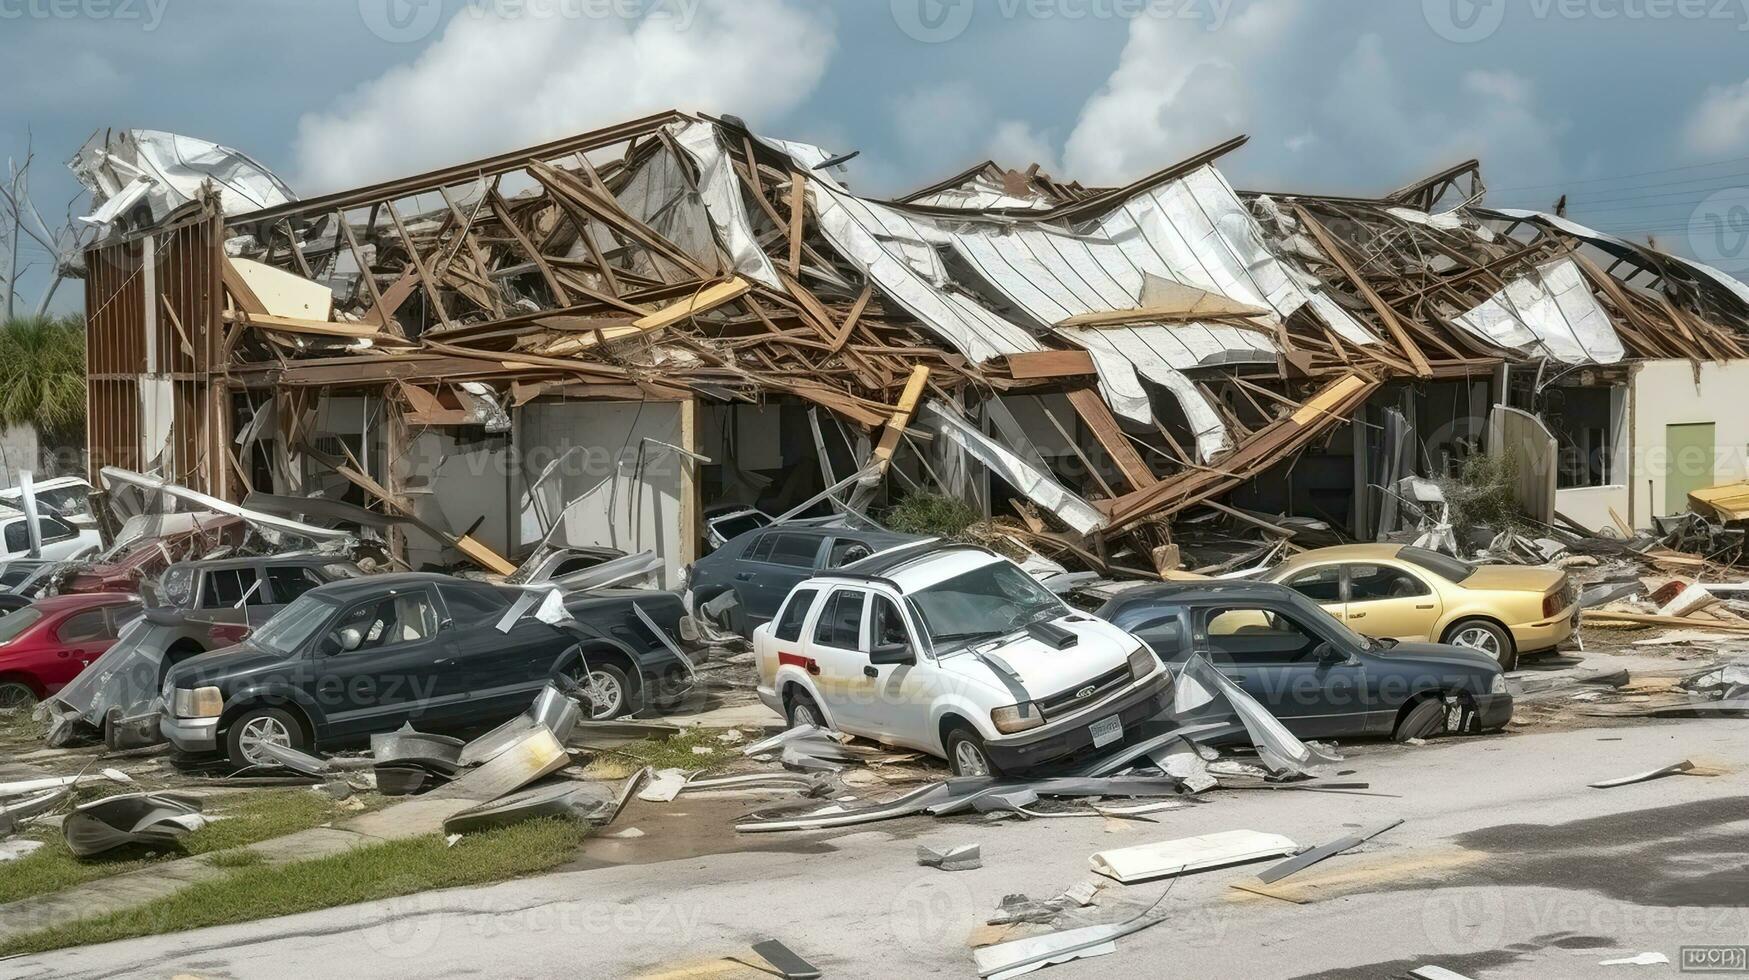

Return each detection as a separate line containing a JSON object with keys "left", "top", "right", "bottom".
{"left": 197, "top": 566, "right": 260, "bottom": 627}
{"left": 0, "top": 518, "right": 27, "bottom": 559}
{"left": 1196, "top": 603, "right": 1369, "bottom": 739}
{"left": 740, "top": 532, "right": 828, "bottom": 628}
{"left": 804, "top": 587, "right": 874, "bottom": 735}
{"left": 862, "top": 593, "right": 936, "bottom": 748}
{"left": 50, "top": 608, "right": 114, "bottom": 688}
{"left": 312, "top": 587, "right": 457, "bottom": 739}
{"left": 1340, "top": 562, "right": 1441, "bottom": 642}
{"left": 435, "top": 583, "right": 561, "bottom": 720}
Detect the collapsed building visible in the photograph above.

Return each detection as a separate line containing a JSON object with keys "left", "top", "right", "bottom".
{"left": 70, "top": 111, "right": 1749, "bottom": 585}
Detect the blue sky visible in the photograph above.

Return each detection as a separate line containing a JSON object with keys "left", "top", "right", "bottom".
{"left": 5, "top": 0, "right": 1749, "bottom": 312}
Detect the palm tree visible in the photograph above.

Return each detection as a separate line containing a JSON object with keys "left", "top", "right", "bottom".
{"left": 0, "top": 315, "right": 86, "bottom": 469}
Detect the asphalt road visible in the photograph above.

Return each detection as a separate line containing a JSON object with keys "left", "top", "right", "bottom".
{"left": 7, "top": 717, "right": 1748, "bottom": 979}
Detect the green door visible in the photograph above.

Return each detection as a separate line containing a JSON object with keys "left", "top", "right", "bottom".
{"left": 1665, "top": 423, "right": 1716, "bottom": 516}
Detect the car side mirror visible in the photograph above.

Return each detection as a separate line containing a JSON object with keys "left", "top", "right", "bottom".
{"left": 868, "top": 641, "right": 914, "bottom": 666}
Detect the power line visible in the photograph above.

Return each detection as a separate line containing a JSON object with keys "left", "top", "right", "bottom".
{"left": 1487, "top": 153, "right": 1749, "bottom": 194}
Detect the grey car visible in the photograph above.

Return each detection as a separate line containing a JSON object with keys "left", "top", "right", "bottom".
{"left": 685, "top": 523, "right": 922, "bottom": 636}
{"left": 1097, "top": 580, "right": 1513, "bottom": 742}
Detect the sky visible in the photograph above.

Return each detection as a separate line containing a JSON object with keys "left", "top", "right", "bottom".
{"left": 5, "top": 0, "right": 1749, "bottom": 313}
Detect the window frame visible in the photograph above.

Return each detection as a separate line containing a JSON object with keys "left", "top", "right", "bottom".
{"left": 772, "top": 587, "right": 819, "bottom": 643}
{"left": 811, "top": 587, "right": 869, "bottom": 651}
{"left": 1343, "top": 562, "right": 1432, "bottom": 603}
{"left": 326, "top": 587, "right": 443, "bottom": 656}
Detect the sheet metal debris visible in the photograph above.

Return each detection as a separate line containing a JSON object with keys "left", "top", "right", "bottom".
{"left": 917, "top": 842, "right": 983, "bottom": 871}
{"left": 1089, "top": 830, "right": 1298, "bottom": 883}
{"left": 63, "top": 792, "right": 208, "bottom": 857}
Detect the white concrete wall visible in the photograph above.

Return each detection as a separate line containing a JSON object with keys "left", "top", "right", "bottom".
{"left": 1629, "top": 359, "right": 1749, "bottom": 525}
{"left": 518, "top": 400, "right": 688, "bottom": 588}
{"left": 405, "top": 429, "right": 513, "bottom": 571}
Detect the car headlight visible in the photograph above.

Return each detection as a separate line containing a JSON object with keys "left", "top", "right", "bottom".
{"left": 1128, "top": 646, "right": 1156, "bottom": 681}
{"left": 991, "top": 702, "right": 1044, "bottom": 734}
{"left": 173, "top": 686, "right": 224, "bottom": 719}
{"left": 1490, "top": 673, "right": 1508, "bottom": 695}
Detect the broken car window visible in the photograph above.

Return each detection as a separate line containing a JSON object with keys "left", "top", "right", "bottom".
{"left": 773, "top": 588, "right": 818, "bottom": 642}
{"left": 827, "top": 538, "right": 872, "bottom": 567}
{"left": 764, "top": 534, "right": 823, "bottom": 569}
{"left": 204, "top": 568, "right": 262, "bottom": 608}
{"left": 871, "top": 596, "right": 910, "bottom": 650}
{"left": 908, "top": 560, "right": 1064, "bottom": 648}
{"left": 252, "top": 595, "right": 338, "bottom": 655}
{"left": 812, "top": 590, "right": 865, "bottom": 649}
{"left": 438, "top": 584, "right": 512, "bottom": 623}
{"left": 1347, "top": 564, "right": 1430, "bottom": 601}
{"left": 268, "top": 566, "right": 327, "bottom": 604}
{"left": 1282, "top": 566, "right": 1342, "bottom": 603}
{"left": 57, "top": 610, "right": 111, "bottom": 644}
{"left": 332, "top": 592, "right": 440, "bottom": 652}
{"left": 1203, "top": 606, "right": 1322, "bottom": 663}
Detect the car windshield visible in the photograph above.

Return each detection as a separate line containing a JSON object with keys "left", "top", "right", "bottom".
{"left": 0, "top": 607, "right": 42, "bottom": 645}
{"left": 249, "top": 594, "right": 336, "bottom": 655}
{"left": 908, "top": 559, "right": 1065, "bottom": 648}
{"left": 1399, "top": 546, "right": 1478, "bottom": 583}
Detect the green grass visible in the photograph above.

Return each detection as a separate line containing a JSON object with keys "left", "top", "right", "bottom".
{"left": 607, "top": 727, "right": 743, "bottom": 771}
{"left": 204, "top": 850, "right": 266, "bottom": 869}
{"left": 0, "top": 818, "right": 592, "bottom": 957}
{"left": 0, "top": 790, "right": 342, "bottom": 907}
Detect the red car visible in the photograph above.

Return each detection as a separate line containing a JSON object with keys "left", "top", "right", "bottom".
{"left": 0, "top": 594, "right": 143, "bottom": 710}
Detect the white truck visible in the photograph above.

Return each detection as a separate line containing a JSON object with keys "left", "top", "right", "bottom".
{"left": 753, "top": 543, "right": 1172, "bottom": 776}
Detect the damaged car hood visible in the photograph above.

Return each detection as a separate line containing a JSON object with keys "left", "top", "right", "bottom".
{"left": 934, "top": 614, "right": 1138, "bottom": 697}
{"left": 1373, "top": 641, "right": 1501, "bottom": 673}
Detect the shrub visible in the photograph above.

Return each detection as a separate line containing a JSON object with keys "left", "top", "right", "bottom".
{"left": 884, "top": 492, "right": 980, "bottom": 540}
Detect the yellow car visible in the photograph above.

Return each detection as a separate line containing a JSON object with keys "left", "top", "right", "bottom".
{"left": 1260, "top": 543, "right": 1576, "bottom": 670}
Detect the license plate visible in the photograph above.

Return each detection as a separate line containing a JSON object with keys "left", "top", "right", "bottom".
{"left": 1089, "top": 715, "right": 1123, "bottom": 748}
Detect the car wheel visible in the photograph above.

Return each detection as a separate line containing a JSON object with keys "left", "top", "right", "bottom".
{"left": 225, "top": 706, "right": 308, "bottom": 768}
{"left": 944, "top": 725, "right": 1002, "bottom": 778}
{"left": 785, "top": 690, "right": 825, "bottom": 730}
{"left": 581, "top": 664, "right": 633, "bottom": 720}
{"left": 1444, "top": 618, "right": 1516, "bottom": 671}
{"left": 0, "top": 680, "right": 37, "bottom": 712}
{"left": 1393, "top": 697, "right": 1446, "bottom": 742}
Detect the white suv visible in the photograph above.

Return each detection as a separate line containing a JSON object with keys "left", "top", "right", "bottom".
{"left": 752, "top": 544, "right": 1172, "bottom": 776}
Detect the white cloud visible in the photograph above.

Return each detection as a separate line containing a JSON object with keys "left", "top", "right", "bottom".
{"left": 291, "top": 1, "right": 835, "bottom": 192}
{"left": 1682, "top": 79, "right": 1749, "bottom": 157}
{"left": 987, "top": 121, "right": 1060, "bottom": 175}
{"left": 1060, "top": 2, "right": 1300, "bottom": 184}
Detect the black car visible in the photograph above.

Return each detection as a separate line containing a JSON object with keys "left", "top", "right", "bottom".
{"left": 685, "top": 522, "right": 923, "bottom": 636}
{"left": 1097, "top": 581, "right": 1513, "bottom": 742}
{"left": 160, "top": 573, "right": 695, "bottom": 766}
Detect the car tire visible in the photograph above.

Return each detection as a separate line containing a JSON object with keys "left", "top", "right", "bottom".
{"left": 579, "top": 663, "right": 635, "bottom": 721}
{"left": 225, "top": 706, "right": 309, "bottom": 768}
{"left": 785, "top": 689, "right": 825, "bottom": 730}
{"left": 1443, "top": 618, "right": 1516, "bottom": 671}
{"left": 0, "top": 680, "right": 37, "bottom": 712}
{"left": 943, "top": 725, "right": 1002, "bottom": 778}
{"left": 1393, "top": 697, "right": 1446, "bottom": 742}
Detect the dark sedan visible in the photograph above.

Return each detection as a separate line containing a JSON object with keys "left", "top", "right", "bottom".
{"left": 684, "top": 522, "right": 922, "bottom": 636}
{"left": 160, "top": 573, "right": 696, "bottom": 766}
{"left": 1097, "top": 580, "right": 1512, "bottom": 741}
